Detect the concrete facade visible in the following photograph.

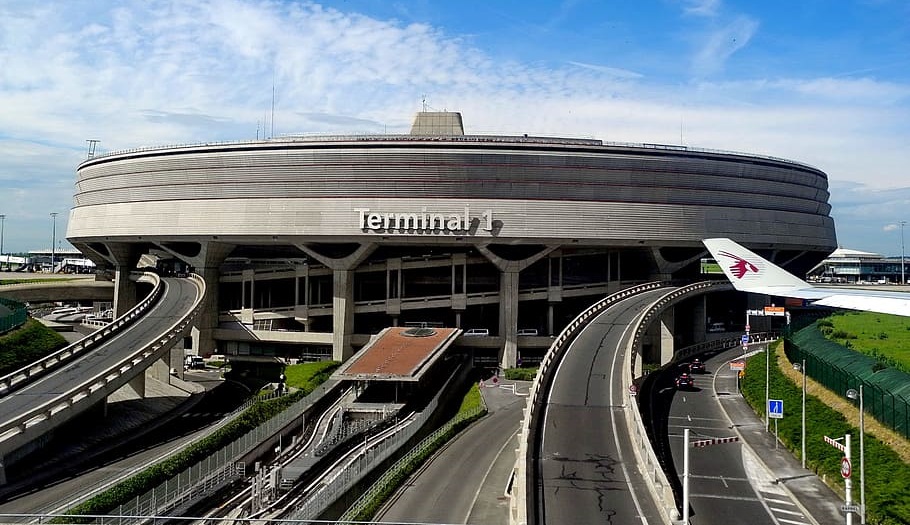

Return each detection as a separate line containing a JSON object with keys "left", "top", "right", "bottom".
{"left": 66, "top": 113, "right": 837, "bottom": 368}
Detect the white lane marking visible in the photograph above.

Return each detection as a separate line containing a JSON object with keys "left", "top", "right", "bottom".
{"left": 609, "top": 296, "right": 663, "bottom": 525}
{"left": 771, "top": 507, "right": 806, "bottom": 516}
{"left": 720, "top": 476, "right": 729, "bottom": 488}
{"left": 464, "top": 427, "right": 520, "bottom": 524}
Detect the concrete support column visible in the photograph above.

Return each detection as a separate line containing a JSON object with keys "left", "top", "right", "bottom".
{"left": 694, "top": 296, "right": 708, "bottom": 343}
{"left": 659, "top": 307, "right": 675, "bottom": 365}
{"left": 295, "top": 242, "right": 376, "bottom": 362}
{"left": 105, "top": 243, "right": 142, "bottom": 317}
{"left": 333, "top": 269, "right": 355, "bottom": 361}
{"left": 191, "top": 243, "right": 233, "bottom": 357}
{"left": 476, "top": 244, "right": 558, "bottom": 371}
{"left": 499, "top": 270, "right": 520, "bottom": 369}
{"left": 547, "top": 303, "right": 555, "bottom": 336}
{"left": 113, "top": 264, "right": 138, "bottom": 317}
{"left": 294, "top": 266, "right": 309, "bottom": 322}
{"left": 125, "top": 370, "right": 146, "bottom": 398}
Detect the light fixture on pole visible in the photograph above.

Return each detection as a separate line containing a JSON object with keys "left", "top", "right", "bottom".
{"left": 0, "top": 214, "right": 5, "bottom": 268}
{"left": 793, "top": 359, "right": 807, "bottom": 469}
{"left": 847, "top": 386, "right": 866, "bottom": 524}
{"left": 50, "top": 212, "right": 58, "bottom": 274}
{"left": 901, "top": 220, "right": 906, "bottom": 285}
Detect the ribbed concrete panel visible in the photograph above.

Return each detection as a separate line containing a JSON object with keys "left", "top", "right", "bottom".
{"left": 68, "top": 136, "right": 837, "bottom": 255}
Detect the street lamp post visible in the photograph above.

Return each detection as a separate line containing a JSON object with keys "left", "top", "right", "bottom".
{"left": 847, "top": 386, "right": 866, "bottom": 524}
{"left": 793, "top": 359, "right": 807, "bottom": 468}
{"left": 50, "top": 212, "right": 58, "bottom": 273}
{"left": 0, "top": 214, "right": 5, "bottom": 269}
{"left": 901, "top": 220, "right": 906, "bottom": 285}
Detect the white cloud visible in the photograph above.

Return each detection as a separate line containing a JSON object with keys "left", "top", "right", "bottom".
{"left": 691, "top": 16, "right": 759, "bottom": 77}
{"left": 0, "top": 1, "right": 907, "bottom": 254}
{"left": 682, "top": 0, "right": 722, "bottom": 18}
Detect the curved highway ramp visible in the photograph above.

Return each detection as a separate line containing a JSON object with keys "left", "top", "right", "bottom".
{"left": 0, "top": 274, "right": 204, "bottom": 484}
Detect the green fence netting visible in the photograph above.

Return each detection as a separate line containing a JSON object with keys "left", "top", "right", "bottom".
{"left": 0, "top": 297, "right": 27, "bottom": 335}
{"left": 785, "top": 322, "right": 910, "bottom": 439}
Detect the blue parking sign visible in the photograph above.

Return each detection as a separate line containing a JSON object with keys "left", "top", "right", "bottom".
{"left": 769, "top": 399, "right": 783, "bottom": 419}
{"left": 741, "top": 334, "right": 749, "bottom": 344}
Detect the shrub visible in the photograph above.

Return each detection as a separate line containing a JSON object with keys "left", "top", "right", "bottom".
{"left": 0, "top": 318, "right": 68, "bottom": 375}
{"left": 504, "top": 367, "right": 538, "bottom": 381}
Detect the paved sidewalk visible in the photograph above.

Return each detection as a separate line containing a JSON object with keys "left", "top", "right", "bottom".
{"left": 716, "top": 346, "right": 846, "bottom": 525}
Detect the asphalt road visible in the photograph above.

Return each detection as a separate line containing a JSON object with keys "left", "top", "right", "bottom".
{"left": 0, "top": 278, "right": 198, "bottom": 430}
{"left": 377, "top": 380, "right": 529, "bottom": 524}
{"left": 536, "top": 288, "right": 669, "bottom": 525}
{"left": 666, "top": 348, "right": 816, "bottom": 525}
{"left": 0, "top": 369, "right": 247, "bottom": 518}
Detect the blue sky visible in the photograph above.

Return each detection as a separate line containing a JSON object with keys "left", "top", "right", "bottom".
{"left": 1, "top": 0, "right": 909, "bottom": 256}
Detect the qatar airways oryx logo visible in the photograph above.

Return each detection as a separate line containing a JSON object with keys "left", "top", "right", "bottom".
{"left": 717, "top": 250, "right": 759, "bottom": 279}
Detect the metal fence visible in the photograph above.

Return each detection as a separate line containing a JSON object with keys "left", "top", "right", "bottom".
{"left": 283, "top": 370, "right": 458, "bottom": 522}
{"left": 786, "top": 339, "right": 910, "bottom": 439}
{"left": 0, "top": 296, "right": 27, "bottom": 335}
{"left": 91, "top": 381, "right": 339, "bottom": 523}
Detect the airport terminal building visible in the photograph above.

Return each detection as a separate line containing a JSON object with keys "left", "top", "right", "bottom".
{"left": 66, "top": 112, "right": 837, "bottom": 368}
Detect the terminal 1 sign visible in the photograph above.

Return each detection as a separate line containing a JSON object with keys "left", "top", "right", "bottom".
{"left": 355, "top": 206, "right": 495, "bottom": 234}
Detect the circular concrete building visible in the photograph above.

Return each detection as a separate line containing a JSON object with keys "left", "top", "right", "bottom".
{"left": 67, "top": 112, "right": 837, "bottom": 367}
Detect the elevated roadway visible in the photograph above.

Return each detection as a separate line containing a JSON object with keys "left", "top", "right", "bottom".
{"left": 0, "top": 276, "right": 203, "bottom": 483}
{"left": 533, "top": 287, "right": 671, "bottom": 524}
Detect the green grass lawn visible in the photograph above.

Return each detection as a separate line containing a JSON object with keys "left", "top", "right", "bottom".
{"left": 284, "top": 360, "right": 340, "bottom": 393}
{"left": 822, "top": 311, "right": 910, "bottom": 371}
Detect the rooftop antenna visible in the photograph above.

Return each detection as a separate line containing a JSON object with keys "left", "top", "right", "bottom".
{"left": 86, "top": 139, "right": 100, "bottom": 159}
{"left": 270, "top": 74, "right": 276, "bottom": 139}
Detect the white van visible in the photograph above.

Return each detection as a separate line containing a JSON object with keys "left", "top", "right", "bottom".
{"left": 464, "top": 328, "right": 490, "bottom": 336}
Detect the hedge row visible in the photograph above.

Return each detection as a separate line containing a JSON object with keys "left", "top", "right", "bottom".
{"left": 504, "top": 367, "right": 538, "bottom": 381}
{"left": 55, "top": 391, "right": 304, "bottom": 523}
{"left": 0, "top": 318, "right": 67, "bottom": 376}
{"left": 741, "top": 344, "right": 910, "bottom": 525}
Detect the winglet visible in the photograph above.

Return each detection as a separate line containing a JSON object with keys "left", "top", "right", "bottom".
{"left": 702, "top": 238, "right": 810, "bottom": 293}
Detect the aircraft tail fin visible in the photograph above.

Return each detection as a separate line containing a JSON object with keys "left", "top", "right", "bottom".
{"left": 702, "top": 238, "right": 811, "bottom": 293}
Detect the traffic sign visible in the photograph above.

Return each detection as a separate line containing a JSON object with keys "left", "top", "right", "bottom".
{"left": 769, "top": 399, "right": 783, "bottom": 419}
{"left": 741, "top": 334, "right": 749, "bottom": 344}
{"left": 841, "top": 457, "right": 852, "bottom": 479}
{"left": 841, "top": 504, "right": 861, "bottom": 514}
{"left": 730, "top": 360, "right": 745, "bottom": 371}
{"left": 745, "top": 324, "right": 751, "bottom": 332}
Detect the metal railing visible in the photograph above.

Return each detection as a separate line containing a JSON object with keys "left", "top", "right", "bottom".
{"left": 0, "top": 273, "right": 163, "bottom": 396}
{"left": 0, "top": 297, "right": 27, "bottom": 335}
{"left": 512, "top": 281, "right": 665, "bottom": 525}
{"left": 0, "top": 274, "right": 205, "bottom": 452}
{"left": 99, "top": 381, "right": 339, "bottom": 523}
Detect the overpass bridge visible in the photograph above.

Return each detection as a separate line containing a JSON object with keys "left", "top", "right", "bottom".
{"left": 0, "top": 273, "right": 204, "bottom": 484}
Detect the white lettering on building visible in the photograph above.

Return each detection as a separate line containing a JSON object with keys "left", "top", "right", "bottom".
{"left": 354, "top": 206, "right": 494, "bottom": 233}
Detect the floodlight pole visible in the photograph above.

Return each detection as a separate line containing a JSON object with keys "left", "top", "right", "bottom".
{"left": 901, "top": 220, "right": 906, "bottom": 285}
{"left": 0, "top": 214, "right": 5, "bottom": 268}
{"left": 794, "top": 359, "right": 807, "bottom": 468}
{"left": 847, "top": 386, "right": 866, "bottom": 524}
{"left": 50, "top": 212, "right": 58, "bottom": 273}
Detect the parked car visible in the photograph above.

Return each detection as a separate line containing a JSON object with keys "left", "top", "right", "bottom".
{"left": 675, "top": 372, "right": 695, "bottom": 390}
{"left": 688, "top": 359, "right": 706, "bottom": 374}
{"left": 517, "top": 328, "right": 539, "bottom": 336}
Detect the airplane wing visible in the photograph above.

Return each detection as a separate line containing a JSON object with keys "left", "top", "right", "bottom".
{"left": 703, "top": 238, "right": 910, "bottom": 317}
